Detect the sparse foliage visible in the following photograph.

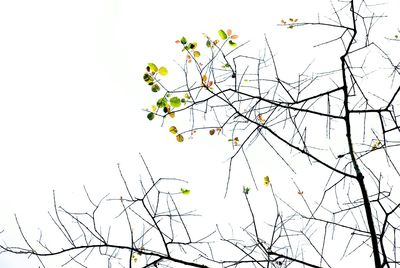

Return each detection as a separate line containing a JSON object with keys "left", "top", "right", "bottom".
{"left": 2, "top": 0, "right": 400, "bottom": 267}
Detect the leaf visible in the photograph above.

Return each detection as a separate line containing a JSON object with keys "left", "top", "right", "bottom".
{"left": 209, "top": 129, "right": 215, "bottom": 135}
{"left": 156, "top": 97, "right": 168, "bottom": 108}
{"left": 243, "top": 186, "right": 250, "bottom": 195}
{"left": 148, "top": 63, "right": 158, "bottom": 73}
{"left": 180, "top": 188, "right": 190, "bottom": 195}
{"left": 193, "top": 51, "right": 200, "bottom": 58}
{"left": 230, "top": 35, "right": 238, "bottom": 39}
{"left": 151, "top": 84, "right": 160, "bottom": 92}
{"left": 228, "top": 40, "right": 237, "bottom": 47}
{"left": 184, "top": 93, "right": 191, "bottom": 99}
{"left": 143, "top": 73, "right": 153, "bottom": 83}
{"left": 176, "top": 134, "right": 184, "bottom": 142}
{"left": 189, "top": 42, "right": 197, "bottom": 50}
{"left": 371, "top": 140, "right": 381, "bottom": 151}
{"left": 151, "top": 105, "right": 157, "bottom": 112}
{"left": 180, "top": 36, "right": 187, "bottom": 45}
{"left": 147, "top": 112, "right": 155, "bottom": 121}
{"left": 169, "top": 126, "right": 178, "bottom": 134}
{"left": 234, "top": 137, "right": 239, "bottom": 146}
{"left": 263, "top": 176, "right": 270, "bottom": 187}
{"left": 202, "top": 74, "right": 207, "bottom": 82}
{"left": 206, "top": 40, "right": 211, "bottom": 48}
{"left": 169, "top": 112, "right": 175, "bottom": 118}
{"left": 218, "top": 29, "right": 228, "bottom": 40}
{"left": 226, "top": 29, "right": 232, "bottom": 36}
{"left": 159, "top": 66, "right": 168, "bottom": 76}
{"left": 170, "top": 97, "right": 181, "bottom": 108}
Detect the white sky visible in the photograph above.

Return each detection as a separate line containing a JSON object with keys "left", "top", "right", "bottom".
{"left": 0, "top": 0, "right": 399, "bottom": 267}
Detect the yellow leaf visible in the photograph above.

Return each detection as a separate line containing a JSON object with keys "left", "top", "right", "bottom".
{"left": 159, "top": 66, "right": 168, "bottom": 76}
{"left": 263, "top": 176, "right": 270, "bottom": 187}
{"left": 202, "top": 74, "right": 207, "bottom": 82}
{"left": 233, "top": 137, "right": 239, "bottom": 145}
{"left": 181, "top": 188, "right": 190, "bottom": 195}
{"left": 169, "top": 126, "right": 178, "bottom": 134}
{"left": 176, "top": 134, "right": 184, "bottom": 142}
{"left": 226, "top": 29, "right": 232, "bottom": 36}
{"left": 148, "top": 63, "right": 158, "bottom": 73}
{"left": 194, "top": 51, "right": 200, "bottom": 58}
{"left": 151, "top": 105, "right": 157, "bottom": 112}
{"left": 209, "top": 129, "right": 215, "bottom": 135}
{"left": 169, "top": 112, "right": 175, "bottom": 118}
{"left": 230, "top": 35, "right": 238, "bottom": 39}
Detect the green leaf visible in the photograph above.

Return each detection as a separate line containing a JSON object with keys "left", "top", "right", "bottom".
{"left": 159, "top": 66, "right": 168, "bottom": 76}
{"left": 170, "top": 97, "right": 181, "bottom": 108}
{"left": 181, "top": 36, "right": 187, "bottom": 45}
{"left": 180, "top": 188, "right": 190, "bottom": 195}
{"left": 218, "top": 29, "right": 228, "bottom": 40}
{"left": 176, "top": 134, "right": 184, "bottom": 142}
{"left": 151, "top": 84, "right": 160, "bottom": 92}
{"left": 206, "top": 40, "right": 211, "bottom": 48}
{"left": 189, "top": 42, "right": 197, "bottom": 50}
{"left": 156, "top": 97, "right": 168, "bottom": 108}
{"left": 228, "top": 40, "right": 237, "bottom": 47}
{"left": 148, "top": 63, "right": 158, "bottom": 73}
{"left": 169, "top": 126, "right": 178, "bottom": 134}
{"left": 143, "top": 73, "right": 154, "bottom": 83}
{"left": 243, "top": 186, "right": 250, "bottom": 195}
{"left": 263, "top": 176, "right": 270, "bottom": 187}
{"left": 147, "top": 112, "right": 155, "bottom": 121}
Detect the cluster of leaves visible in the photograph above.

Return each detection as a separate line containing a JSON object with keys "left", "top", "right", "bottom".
{"left": 280, "top": 18, "right": 299, "bottom": 29}
{"left": 144, "top": 62, "right": 190, "bottom": 124}
{"left": 143, "top": 63, "right": 168, "bottom": 93}
{"left": 215, "top": 29, "right": 238, "bottom": 48}
{"left": 146, "top": 29, "right": 242, "bottom": 143}
{"left": 176, "top": 37, "right": 201, "bottom": 63}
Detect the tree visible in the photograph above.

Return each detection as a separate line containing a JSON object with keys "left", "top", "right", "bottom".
{"left": 1, "top": 0, "right": 400, "bottom": 267}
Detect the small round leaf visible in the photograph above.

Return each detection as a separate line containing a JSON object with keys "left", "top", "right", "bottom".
{"left": 169, "top": 126, "right": 178, "bottom": 134}
{"left": 148, "top": 63, "right": 158, "bottom": 73}
{"left": 147, "top": 112, "right": 155, "bottom": 121}
{"left": 151, "top": 84, "right": 160, "bottom": 92}
{"left": 228, "top": 40, "right": 237, "bottom": 47}
{"left": 218, "top": 29, "right": 228, "bottom": 40}
{"left": 170, "top": 97, "right": 181, "bottom": 108}
{"left": 176, "top": 134, "right": 184, "bottom": 142}
{"left": 181, "top": 37, "right": 187, "bottom": 45}
{"left": 159, "top": 66, "right": 168, "bottom": 76}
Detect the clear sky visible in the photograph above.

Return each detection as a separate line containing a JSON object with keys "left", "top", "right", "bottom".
{"left": 0, "top": 0, "right": 399, "bottom": 267}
